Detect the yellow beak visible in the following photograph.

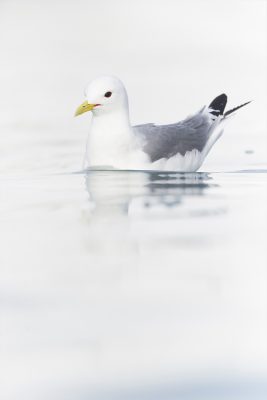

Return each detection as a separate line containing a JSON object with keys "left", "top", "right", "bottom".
{"left": 74, "top": 101, "right": 97, "bottom": 117}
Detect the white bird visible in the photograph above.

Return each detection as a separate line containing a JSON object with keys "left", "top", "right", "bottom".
{"left": 75, "top": 76, "right": 250, "bottom": 172}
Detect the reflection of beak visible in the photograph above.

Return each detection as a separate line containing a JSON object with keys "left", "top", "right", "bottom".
{"left": 74, "top": 101, "right": 98, "bottom": 116}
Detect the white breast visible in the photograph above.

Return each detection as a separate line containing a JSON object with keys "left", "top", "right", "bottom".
{"left": 86, "top": 111, "right": 148, "bottom": 169}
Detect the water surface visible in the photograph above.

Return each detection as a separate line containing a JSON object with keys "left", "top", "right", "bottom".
{"left": 1, "top": 168, "right": 267, "bottom": 399}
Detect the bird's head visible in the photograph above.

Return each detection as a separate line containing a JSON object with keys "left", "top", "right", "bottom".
{"left": 75, "top": 75, "right": 128, "bottom": 117}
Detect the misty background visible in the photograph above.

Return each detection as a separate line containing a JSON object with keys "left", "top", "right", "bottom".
{"left": 0, "top": 0, "right": 266, "bottom": 173}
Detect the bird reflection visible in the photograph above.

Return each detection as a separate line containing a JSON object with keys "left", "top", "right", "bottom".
{"left": 81, "top": 170, "right": 223, "bottom": 260}
{"left": 84, "top": 170, "right": 216, "bottom": 217}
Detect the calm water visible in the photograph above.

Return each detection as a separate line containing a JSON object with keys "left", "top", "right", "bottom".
{"left": 1, "top": 167, "right": 267, "bottom": 399}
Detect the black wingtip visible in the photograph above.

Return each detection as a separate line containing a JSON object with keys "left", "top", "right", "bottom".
{"left": 209, "top": 93, "right": 228, "bottom": 117}
{"left": 224, "top": 101, "right": 251, "bottom": 117}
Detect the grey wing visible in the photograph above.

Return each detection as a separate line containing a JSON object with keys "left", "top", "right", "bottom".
{"left": 133, "top": 109, "right": 214, "bottom": 162}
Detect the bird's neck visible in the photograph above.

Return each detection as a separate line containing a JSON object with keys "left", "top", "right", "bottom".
{"left": 92, "top": 106, "right": 131, "bottom": 134}
{"left": 86, "top": 107, "right": 135, "bottom": 168}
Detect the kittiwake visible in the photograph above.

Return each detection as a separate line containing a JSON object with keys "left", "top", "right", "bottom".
{"left": 75, "top": 75, "right": 250, "bottom": 172}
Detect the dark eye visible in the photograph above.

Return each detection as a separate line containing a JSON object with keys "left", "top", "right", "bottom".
{"left": 104, "top": 91, "right": 112, "bottom": 98}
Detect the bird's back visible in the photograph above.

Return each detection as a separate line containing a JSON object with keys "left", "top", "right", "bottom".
{"left": 134, "top": 107, "right": 218, "bottom": 162}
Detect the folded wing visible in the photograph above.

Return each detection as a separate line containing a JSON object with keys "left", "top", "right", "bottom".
{"left": 134, "top": 110, "right": 216, "bottom": 162}
{"left": 134, "top": 93, "right": 229, "bottom": 163}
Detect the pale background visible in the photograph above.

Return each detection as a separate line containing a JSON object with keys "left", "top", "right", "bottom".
{"left": 0, "top": 0, "right": 266, "bottom": 173}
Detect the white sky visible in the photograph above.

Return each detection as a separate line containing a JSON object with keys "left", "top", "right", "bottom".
{"left": 0, "top": 0, "right": 266, "bottom": 136}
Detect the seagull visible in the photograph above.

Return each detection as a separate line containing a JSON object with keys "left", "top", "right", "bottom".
{"left": 75, "top": 76, "right": 250, "bottom": 172}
